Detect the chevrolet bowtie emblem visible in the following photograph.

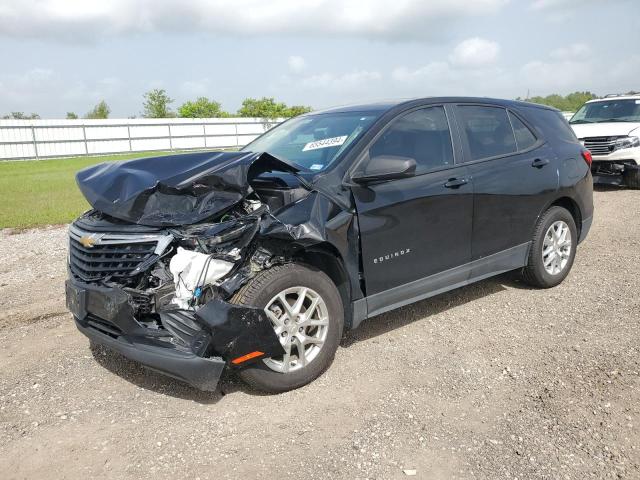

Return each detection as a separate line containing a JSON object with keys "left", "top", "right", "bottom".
{"left": 79, "top": 235, "right": 98, "bottom": 248}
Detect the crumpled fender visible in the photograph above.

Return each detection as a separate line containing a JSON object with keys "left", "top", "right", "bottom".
{"left": 259, "top": 191, "right": 364, "bottom": 303}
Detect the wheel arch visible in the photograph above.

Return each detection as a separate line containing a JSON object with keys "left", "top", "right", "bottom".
{"left": 293, "top": 243, "right": 354, "bottom": 329}
{"left": 540, "top": 196, "right": 582, "bottom": 239}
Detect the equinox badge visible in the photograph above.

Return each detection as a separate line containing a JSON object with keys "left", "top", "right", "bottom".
{"left": 373, "top": 248, "right": 411, "bottom": 264}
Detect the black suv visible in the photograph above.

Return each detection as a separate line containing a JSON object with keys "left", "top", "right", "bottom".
{"left": 66, "top": 97, "right": 594, "bottom": 393}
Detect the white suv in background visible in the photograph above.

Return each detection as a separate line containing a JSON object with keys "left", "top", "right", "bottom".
{"left": 570, "top": 93, "right": 640, "bottom": 188}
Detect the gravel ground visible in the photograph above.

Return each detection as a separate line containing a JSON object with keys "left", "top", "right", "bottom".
{"left": 1, "top": 189, "right": 639, "bottom": 480}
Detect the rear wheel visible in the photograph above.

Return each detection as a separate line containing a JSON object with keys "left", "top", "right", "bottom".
{"left": 231, "top": 263, "right": 343, "bottom": 393}
{"left": 520, "top": 206, "right": 577, "bottom": 288}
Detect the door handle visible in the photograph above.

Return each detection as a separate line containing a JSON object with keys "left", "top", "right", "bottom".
{"left": 444, "top": 177, "right": 469, "bottom": 188}
{"left": 531, "top": 158, "right": 550, "bottom": 168}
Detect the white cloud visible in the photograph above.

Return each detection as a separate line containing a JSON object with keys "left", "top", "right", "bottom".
{"left": 0, "top": 0, "right": 509, "bottom": 42}
{"left": 288, "top": 56, "right": 307, "bottom": 74}
{"left": 299, "top": 70, "right": 382, "bottom": 90}
{"left": 0, "top": 68, "right": 127, "bottom": 116}
{"left": 391, "top": 38, "right": 504, "bottom": 96}
{"left": 519, "top": 59, "right": 590, "bottom": 91}
{"left": 392, "top": 62, "right": 454, "bottom": 83}
{"left": 530, "top": 0, "right": 627, "bottom": 22}
{"left": 550, "top": 43, "right": 591, "bottom": 60}
{"left": 180, "top": 79, "right": 211, "bottom": 96}
{"left": 531, "top": 0, "right": 598, "bottom": 10}
{"left": 449, "top": 37, "right": 500, "bottom": 67}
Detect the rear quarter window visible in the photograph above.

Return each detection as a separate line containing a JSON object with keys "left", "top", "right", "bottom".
{"left": 519, "top": 106, "right": 579, "bottom": 144}
{"left": 508, "top": 112, "right": 537, "bottom": 151}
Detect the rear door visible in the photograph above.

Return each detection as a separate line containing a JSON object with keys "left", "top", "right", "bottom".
{"left": 453, "top": 104, "right": 558, "bottom": 261}
{"left": 351, "top": 105, "right": 473, "bottom": 300}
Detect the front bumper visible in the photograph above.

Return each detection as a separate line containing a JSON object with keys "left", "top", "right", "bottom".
{"left": 591, "top": 155, "right": 639, "bottom": 186}
{"left": 66, "top": 277, "right": 284, "bottom": 391}
{"left": 75, "top": 316, "right": 226, "bottom": 391}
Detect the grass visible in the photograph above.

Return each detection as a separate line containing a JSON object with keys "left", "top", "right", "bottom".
{"left": 0, "top": 151, "right": 183, "bottom": 229}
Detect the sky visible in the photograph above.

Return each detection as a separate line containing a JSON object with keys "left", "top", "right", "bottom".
{"left": 0, "top": 0, "right": 638, "bottom": 118}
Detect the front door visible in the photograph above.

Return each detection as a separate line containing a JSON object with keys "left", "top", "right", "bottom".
{"left": 351, "top": 106, "right": 474, "bottom": 301}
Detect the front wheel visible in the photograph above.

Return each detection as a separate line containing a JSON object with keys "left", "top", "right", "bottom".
{"left": 520, "top": 206, "right": 578, "bottom": 288}
{"left": 230, "top": 263, "right": 344, "bottom": 393}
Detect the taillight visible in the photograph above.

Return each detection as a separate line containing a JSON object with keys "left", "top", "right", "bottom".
{"left": 581, "top": 149, "right": 593, "bottom": 167}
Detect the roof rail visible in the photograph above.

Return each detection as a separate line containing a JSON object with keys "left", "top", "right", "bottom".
{"left": 603, "top": 92, "right": 640, "bottom": 98}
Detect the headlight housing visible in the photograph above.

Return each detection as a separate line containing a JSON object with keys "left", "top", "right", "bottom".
{"left": 614, "top": 136, "right": 640, "bottom": 151}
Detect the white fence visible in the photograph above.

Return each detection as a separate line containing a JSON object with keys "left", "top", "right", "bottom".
{"left": 0, "top": 117, "right": 283, "bottom": 161}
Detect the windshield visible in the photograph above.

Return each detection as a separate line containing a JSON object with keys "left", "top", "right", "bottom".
{"left": 242, "top": 112, "right": 381, "bottom": 171}
{"left": 570, "top": 99, "right": 640, "bottom": 124}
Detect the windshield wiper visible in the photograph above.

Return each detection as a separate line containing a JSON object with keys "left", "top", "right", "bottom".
{"left": 291, "top": 171, "right": 313, "bottom": 191}
{"left": 569, "top": 119, "right": 593, "bottom": 124}
{"left": 596, "top": 118, "right": 630, "bottom": 123}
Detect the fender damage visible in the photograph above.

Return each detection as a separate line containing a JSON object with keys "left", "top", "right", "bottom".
{"left": 66, "top": 150, "right": 361, "bottom": 391}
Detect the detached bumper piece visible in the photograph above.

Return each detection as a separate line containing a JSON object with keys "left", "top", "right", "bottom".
{"left": 66, "top": 279, "right": 284, "bottom": 391}
{"left": 591, "top": 161, "right": 640, "bottom": 187}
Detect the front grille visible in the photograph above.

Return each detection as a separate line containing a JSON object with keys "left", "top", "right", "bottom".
{"left": 68, "top": 225, "right": 172, "bottom": 283}
{"left": 582, "top": 136, "right": 623, "bottom": 156}
{"left": 69, "top": 237, "right": 157, "bottom": 281}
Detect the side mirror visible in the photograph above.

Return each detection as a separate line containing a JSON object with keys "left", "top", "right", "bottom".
{"left": 351, "top": 155, "right": 417, "bottom": 184}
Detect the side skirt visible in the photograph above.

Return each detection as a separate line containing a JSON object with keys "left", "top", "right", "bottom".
{"left": 351, "top": 242, "right": 530, "bottom": 329}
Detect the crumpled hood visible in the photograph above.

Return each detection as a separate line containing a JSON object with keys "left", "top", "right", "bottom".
{"left": 571, "top": 122, "right": 640, "bottom": 139}
{"left": 76, "top": 150, "right": 299, "bottom": 226}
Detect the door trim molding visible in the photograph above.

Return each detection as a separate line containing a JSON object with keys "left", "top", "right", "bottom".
{"left": 352, "top": 242, "right": 530, "bottom": 328}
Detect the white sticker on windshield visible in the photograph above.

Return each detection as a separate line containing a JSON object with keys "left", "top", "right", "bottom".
{"left": 303, "top": 135, "right": 347, "bottom": 151}
{"left": 310, "top": 164, "right": 324, "bottom": 170}
{"left": 636, "top": 100, "right": 640, "bottom": 104}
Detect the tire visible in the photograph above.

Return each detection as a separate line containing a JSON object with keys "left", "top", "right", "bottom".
{"left": 623, "top": 167, "right": 640, "bottom": 189}
{"left": 230, "top": 263, "right": 344, "bottom": 393}
{"left": 520, "top": 206, "right": 578, "bottom": 288}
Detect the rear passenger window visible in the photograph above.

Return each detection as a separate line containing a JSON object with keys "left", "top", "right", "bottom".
{"left": 457, "top": 106, "right": 517, "bottom": 160}
{"left": 509, "top": 112, "right": 537, "bottom": 150}
{"left": 369, "top": 106, "right": 454, "bottom": 174}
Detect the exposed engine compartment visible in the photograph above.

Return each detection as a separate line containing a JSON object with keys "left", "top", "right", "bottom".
{"left": 70, "top": 194, "right": 283, "bottom": 319}
{"left": 66, "top": 150, "right": 362, "bottom": 389}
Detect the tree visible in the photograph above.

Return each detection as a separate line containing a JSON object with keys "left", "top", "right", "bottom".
{"left": 237, "top": 97, "right": 287, "bottom": 118}
{"left": 237, "top": 97, "right": 312, "bottom": 119}
{"left": 178, "top": 97, "right": 227, "bottom": 118}
{"left": 85, "top": 100, "right": 110, "bottom": 119}
{"left": 519, "top": 91, "right": 598, "bottom": 111}
{"left": 66, "top": 112, "right": 78, "bottom": 119}
{"left": 142, "top": 89, "right": 174, "bottom": 118}
{"left": 286, "top": 105, "right": 312, "bottom": 117}
{"left": 2, "top": 112, "right": 40, "bottom": 119}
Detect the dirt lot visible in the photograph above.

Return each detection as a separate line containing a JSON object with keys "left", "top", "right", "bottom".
{"left": 1, "top": 189, "right": 639, "bottom": 480}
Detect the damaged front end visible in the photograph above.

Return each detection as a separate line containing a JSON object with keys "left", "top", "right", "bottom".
{"left": 65, "top": 150, "right": 359, "bottom": 391}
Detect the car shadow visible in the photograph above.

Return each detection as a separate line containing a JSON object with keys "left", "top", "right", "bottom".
{"left": 593, "top": 184, "right": 625, "bottom": 192}
{"left": 342, "top": 273, "right": 515, "bottom": 347}
{"left": 90, "top": 272, "right": 534, "bottom": 401}
{"left": 89, "top": 342, "right": 269, "bottom": 403}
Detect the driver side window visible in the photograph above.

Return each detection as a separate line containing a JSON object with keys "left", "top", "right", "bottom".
{"left": 369, "top": 106, "right": 454, "bottom": 175}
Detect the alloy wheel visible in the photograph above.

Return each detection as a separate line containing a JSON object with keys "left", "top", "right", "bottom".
{"left": 263, "top": 287, "right": 329, "bottom": 373}
{"left": 542, "top": 220, "right": 572, "bottom": 275}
